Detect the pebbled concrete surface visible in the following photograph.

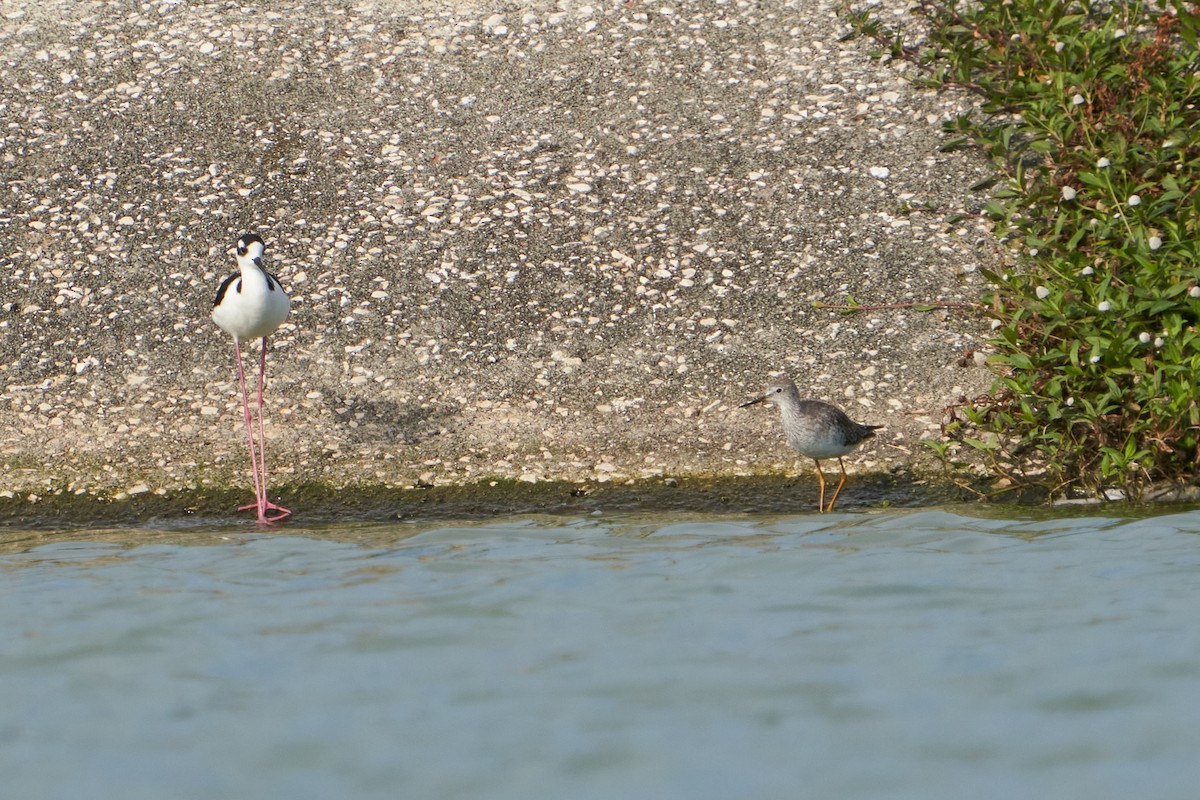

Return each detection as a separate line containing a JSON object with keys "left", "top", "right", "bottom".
{"left": 0, "top": 0, "right": 1002, "bottom": 503}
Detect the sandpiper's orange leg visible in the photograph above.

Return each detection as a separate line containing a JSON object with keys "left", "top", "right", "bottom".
{"left": 826, "top": 457, "right": 849, "bottom": 512}
{"left": 813, "top": 458, "right": 827, "bottom": 513}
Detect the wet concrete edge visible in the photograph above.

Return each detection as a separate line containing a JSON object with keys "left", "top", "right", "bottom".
{"left": 0, "top": 470, "right": 996, "bottom": 530}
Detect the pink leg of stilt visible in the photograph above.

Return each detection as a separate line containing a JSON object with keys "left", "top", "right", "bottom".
{"left": 252, "top": 337, "right": 291, "bottom": 523}
{"left": 234, "top": 339, "right": 266, "bottom": 519}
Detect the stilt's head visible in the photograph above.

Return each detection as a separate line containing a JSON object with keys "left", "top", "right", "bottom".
{"left": 739, "top": 379, "right": 800, "bottom": 410}
{"left": 235, "top": 233, "right": 267, "bottom": 269}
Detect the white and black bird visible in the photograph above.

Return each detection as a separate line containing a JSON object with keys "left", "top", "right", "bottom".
{"left": 740, "top": 379, "right": 881, "bottom": 513}
{"left": 212, "top": 232, "right": 292, "bottom": 523}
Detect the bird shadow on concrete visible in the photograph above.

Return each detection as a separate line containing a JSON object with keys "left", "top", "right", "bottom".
{"left": 326, "top": 393, "right": 460, "bottom": 445}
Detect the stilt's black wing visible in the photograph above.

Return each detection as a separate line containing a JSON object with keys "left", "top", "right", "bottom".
{"left": 214, "top": 273, "right": 240, "bottom": 306}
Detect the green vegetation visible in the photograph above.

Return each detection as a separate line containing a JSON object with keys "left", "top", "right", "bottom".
{"left": 847, "top": 0, "right": 1200, "bottom": 499}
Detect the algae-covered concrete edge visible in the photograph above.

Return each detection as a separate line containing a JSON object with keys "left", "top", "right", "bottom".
{"left": 0, "top": 468, "right": 985, "bottom": 528}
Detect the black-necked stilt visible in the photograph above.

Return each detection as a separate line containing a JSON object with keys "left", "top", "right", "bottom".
{"left": 212, "top": 233, "right": 292, "bottom": 524}
{"left": 740, "top": 379, "right": 881, "bottom": 512}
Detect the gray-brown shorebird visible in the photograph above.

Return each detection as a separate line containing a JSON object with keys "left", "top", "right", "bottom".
{"left": 740, "top": 379, "right": 882, "bottom": 512}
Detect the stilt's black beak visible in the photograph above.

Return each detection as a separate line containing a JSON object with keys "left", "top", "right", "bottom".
{"left": 739, "top": 395, "right": 767, "bottom": 408}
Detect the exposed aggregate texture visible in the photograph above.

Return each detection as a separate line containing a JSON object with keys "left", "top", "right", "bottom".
{"left": 0, "top": 0, "right": 1003, "bottom": 500}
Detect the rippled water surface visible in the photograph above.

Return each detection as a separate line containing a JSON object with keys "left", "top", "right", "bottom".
{"left": 4, "top": 507, "right": 1200, "bottom": 799}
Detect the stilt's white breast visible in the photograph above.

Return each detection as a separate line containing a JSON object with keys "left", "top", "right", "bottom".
{"left": 212, "top": 236, "right": 290, "bottom": 342}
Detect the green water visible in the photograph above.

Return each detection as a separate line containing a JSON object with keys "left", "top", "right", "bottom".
{"left": 3, "top": 508, "right": 1199, "bottom": 799}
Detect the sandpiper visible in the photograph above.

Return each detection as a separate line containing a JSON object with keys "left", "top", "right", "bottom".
{"left": 740, "top": 379, "right": 881, "bottom": 512}
{"left": 212, "top": 233, "right": 292, "bottom": 524}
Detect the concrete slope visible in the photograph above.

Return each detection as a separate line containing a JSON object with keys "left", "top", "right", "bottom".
{"left": 0, "top": 0, "right": 999, "bottom": 498}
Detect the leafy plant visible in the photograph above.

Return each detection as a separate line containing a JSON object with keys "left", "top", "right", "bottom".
{"left": 846, "top": 0, "right": 1200, "bottom": 499}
